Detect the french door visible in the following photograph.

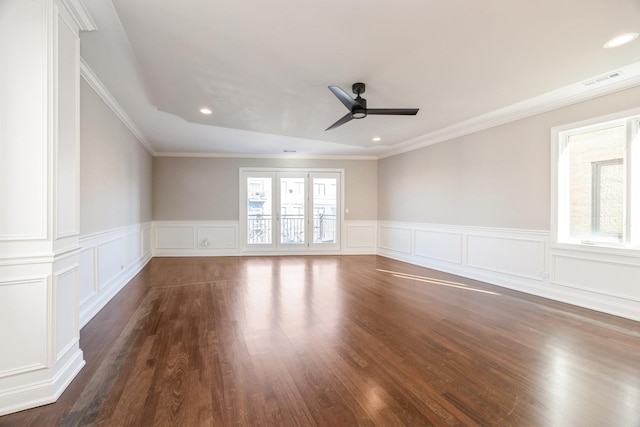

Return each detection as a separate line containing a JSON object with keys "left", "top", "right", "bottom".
{"left": 241, "top": 169, "right": 341, "bottom": 252}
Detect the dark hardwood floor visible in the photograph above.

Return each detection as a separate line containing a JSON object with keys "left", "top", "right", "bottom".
{"left": 1, "top": 255, "right": 639, "bottom": 426}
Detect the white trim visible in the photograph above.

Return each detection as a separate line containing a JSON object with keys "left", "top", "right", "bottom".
{"left": 378, "top": 221, "right": 549, "bottom": 236}
{"left": 377, "top": 221, "right": 640, "bottom": 322}
{"left": 0, "top": 276, "right": 50, "bottom": 379}
{"left": 153, "top": 151, "right": 377, "bottom": 160}
{"left": 52, "top": 264, "right": 80, "bottom": 361}
{"left": 413, "top": 229, "right": 463, "bottom": 264}
{"left": 378, "top": 225, "right": 413, "bottom": 254}
{"left": 80, "top": 223, "right": 145, "bottom": 243}
{"left": 15, "top": 217, "right": 638, "bottom": 338}
{"left": 0, "top": 346, "right": 84, "bottom": 417}
{"left": 152, "top": 221, "right": 238, "bottom": 256}
{"left": 79, "top": 58, "right": 154, "bottom": 155}
{"left": 551, "top": 254, "right": 640, "bottom": 303}
{"left": 465, "top": 233, "right": 546, "bottom": 281}
{"left": 151, "top": 219, "right": 375, "bottom": 256}
{"left": 381, "top": 247, "right": 640, "bottom": 322}
{"left": 380, "top": 62, "right": 640, "bottom": 159}
{"left": 152, "top": 64, "right": 640, "bottom": 161}
{"left": 0, "top": 254, "right": 56, "bottom": 266}
{"left": 78, "top": 223, "right": 152, "bottom": 327}
{"left": 550, "top": 106, "right": 640, "bottom": 253}
{"left": 53, "top": 9, "right": 81, "bottom": 240}
{"left": 59, "top": 0, "right": 97, "bottom": 31}
{"left": 342, "top": 221, "right": 377, "bottom": 254}
{"left": 239, "top": 168, "right": 345, "bottom": 253}
{"left": 79, "top": 253, "right": 150, "bottom": 328}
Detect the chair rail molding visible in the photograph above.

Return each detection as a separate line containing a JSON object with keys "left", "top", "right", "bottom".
{"left": 0, "top": 0, "right": 92, "bottom": 415}
{"left": 79, "top": 223, "right": 152, "bottom": 328}
{"left": 377, "top": 221, "right": 640, "bottom": 322}
{"left": 151, "top": 220, "right": 377, "bottom": 257}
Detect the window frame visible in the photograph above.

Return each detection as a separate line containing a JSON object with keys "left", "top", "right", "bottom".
{"left": 551, "top": 107, "right": 640, "bottom": 254}
{"left": 239, "top": 167, "right": 344, "bottom": 253}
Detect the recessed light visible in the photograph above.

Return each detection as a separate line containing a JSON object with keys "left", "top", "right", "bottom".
{"left": 372, "top": 137, "right": 381, "bottom": 142}
{"left": 603, "top": 33, "right": 639, "bottom": 48}
{"left": 200, "top": 108, "right": 212, "bottom": 115}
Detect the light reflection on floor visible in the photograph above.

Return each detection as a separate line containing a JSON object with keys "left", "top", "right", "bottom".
{"left": 544, "top": 344, "right": 640, "bottom": 426}
{"left": 377, "top": 269, "right": 502, "bottom": 296}
{"left": 243, "top": 258, "right": 343, "bottom": 340}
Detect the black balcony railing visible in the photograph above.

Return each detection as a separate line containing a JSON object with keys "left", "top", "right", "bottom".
{"left": 313, "top": 214, "right": 336, "bottom": 243}
{"left": 280, "top": 215, "right": 305, "bottom": 243}
{"left": 247, "top": 215, "right": 272, "bottom": 244}
{"left": 247, "top": 214, "right": 337, "bottom": 245}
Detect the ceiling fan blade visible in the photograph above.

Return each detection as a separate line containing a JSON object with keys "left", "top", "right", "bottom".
{"left": 325, "top": 112, "right": 353, "bottom": 131}
{"left": 366, "top": 108, "right": 419, "bottom": 115}
{"left": 328, "top": 86, "right": 360, "bottom": 110}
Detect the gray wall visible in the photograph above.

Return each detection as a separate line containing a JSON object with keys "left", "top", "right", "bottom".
{"left": 80, "top": 80, "right": 153, "bottom": 234}
{"left": 153, "top": 157, "right": 377, "bottom": 221}
{"left": 378, "top": 85, "right": 640, "bottom": 230}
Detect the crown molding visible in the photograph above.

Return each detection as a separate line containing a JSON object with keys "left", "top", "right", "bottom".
{"left": 380, "top": 62, "right": 640, "bottom": 159}
{"left": 153, "top": 151, "right": 378, "bottom": 160}
{"left": 80, "top": 58, "right": 155, "bottom": 155}
{"left": 59, "top": 0, "right": 97, "bottom": 31}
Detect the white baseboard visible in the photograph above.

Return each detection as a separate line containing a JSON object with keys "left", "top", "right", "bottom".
{"left": 377, "top": 221, "right": 640, "bottom": 322}
{"left": 79, "top": 223, "right": 152, "bottom": 328}
{"left": 152, "top": 221, "right": 239, "bottom": 257}
{"left": 0, "top": 346, "right": 84, "bottom": 416}
{"left": 342, "top": 221, "right": 377, "bottom": 254}
{"left": 151, "top": 220, "right": 377, "bottom": 256}
{"left": 150, "top": 220, "right": 640, "bottom": 321}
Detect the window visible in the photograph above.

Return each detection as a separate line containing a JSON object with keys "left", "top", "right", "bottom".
{"left": 553, "top": 109, "right": 640, "bottom": 249}
{"left": 591, "top": 159, "right": 623, "bottom": 241}
{"left": 241, "top": 168, "right": 342, "bottom": 251}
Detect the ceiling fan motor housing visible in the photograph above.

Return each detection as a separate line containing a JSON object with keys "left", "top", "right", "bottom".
{"left": 353, "top": 97, "right": 367, "bottom": 119}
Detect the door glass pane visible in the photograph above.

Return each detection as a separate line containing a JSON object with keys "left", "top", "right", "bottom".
{"left": 313, "top": 177, "right": 337, "bottom": 244}
{"left": 247, "top": 177, "right": 272, "bottom": 244}
{"left": 280, "top": 177, "right": 305, "bottom": 244}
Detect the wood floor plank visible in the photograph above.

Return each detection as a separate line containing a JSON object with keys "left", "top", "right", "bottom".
{"left": 1, "top": 255, "right": 639, "bottom": 426}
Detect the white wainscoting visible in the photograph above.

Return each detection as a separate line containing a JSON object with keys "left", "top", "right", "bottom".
{"left": 54, "top": 265, "right": 80, "bottom": 361}
{"left": 78, "top": 223, "right": 152, "bottom": 328}
{"left": 377, "top": 221, "right": 640, "bottom": 322}
{"left": 149, "top": 220, "right": 640, "bottom": 320}
{"left": 466, "top": 233, "right": 546, "bottom": 280}
{"left": 0, "top": 277, "right": 49, "bottom": 379}
{"left": 153, "top": 221, "right": 239, "bottom": 256}
{"left": 0, "top": 250, "right": 85, "bottom": 417}
{"left": 343, "top": 221, "right": 377, "bottom": 254}
{"left": 549, "top": 249, "right": 640, "bottom": 320}
{"left": 414, "top": 229, "right": 463, "bottom": 264}
{"left": 379, "top": 225, "right": 413, "bottom": 254}
{"left": 152, "top": 220, "right": 377, "bottom": 256}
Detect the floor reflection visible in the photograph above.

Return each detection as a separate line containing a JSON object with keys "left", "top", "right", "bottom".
{"left": 542, "top": 341, "right": 640, "bottom": 426}
{"left": 377, "top": 268, "right": 502, "bottom": 296}
{"left": 242, "top": 257, "right": 343, "bottom": 346}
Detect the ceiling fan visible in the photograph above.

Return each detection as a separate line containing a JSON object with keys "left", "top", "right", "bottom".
{"left": 325, "top": 82, "right": 419, "bottom": 131}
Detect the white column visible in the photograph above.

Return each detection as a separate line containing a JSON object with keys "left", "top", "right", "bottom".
{"left": 0, "top": 0, "right": 95, "bottom": 415}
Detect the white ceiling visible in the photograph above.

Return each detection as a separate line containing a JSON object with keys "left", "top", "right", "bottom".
{"left": 80, "top": 0, "right": 640, "bottom": 157}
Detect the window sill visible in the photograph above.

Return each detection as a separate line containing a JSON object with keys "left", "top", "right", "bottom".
{"left": 552, "top": 241, "right": 640, "bottom": 258}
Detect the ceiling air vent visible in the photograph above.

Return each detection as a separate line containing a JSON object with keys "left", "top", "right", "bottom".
{"left": 583, "top": 71, "right": 624, "bottom": 87}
